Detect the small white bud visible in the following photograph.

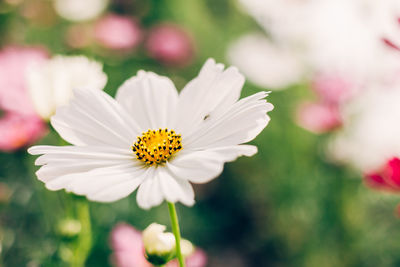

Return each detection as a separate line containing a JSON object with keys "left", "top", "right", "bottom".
{"left": 180, "top": 239, "right": 195, "bottom": 257}
{"left": 142, "top": 223, "right": 176, "bottom": 265}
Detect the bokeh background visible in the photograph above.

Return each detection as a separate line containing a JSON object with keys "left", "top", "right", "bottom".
{"left": 2, "top": 0, "right": 400, "bottom": 266}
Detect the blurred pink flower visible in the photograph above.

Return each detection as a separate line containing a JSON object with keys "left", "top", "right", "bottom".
{"left": 311, "top": 74, "right": 354, "bottom": 105}
{"left": 146, "top": 23, "right": 195, "bottom": 66}
{"left": 94, "top": 14, "right": 142, "bottom": 50}
{"left": 0, "top": 46, "right": 48, "bottom": 151}
{"left": 170, "top": 250, "right": 207, "bottom": 267}
{"left": 296, "top": 102, "right": 342, "bottom": 134}
{"left": 110, "top": 223, "right": 151, "bottom": 267}
{"left": 365, "top": 157, "right": 400, "bottom": 192}
{"left": 0, "top": 112, "right": 46, "bottom": 151}
{"left": 110, "top": 223, "right": 207, "bottom": 267}
{"left": 0, "top": 46, "right": 48, "bottom": 115}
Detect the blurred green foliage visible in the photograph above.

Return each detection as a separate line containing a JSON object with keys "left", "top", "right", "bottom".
{"left": 1, "top": 0, "right": 400, "bottom": 266}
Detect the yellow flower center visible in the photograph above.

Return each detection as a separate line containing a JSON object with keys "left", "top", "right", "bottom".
{"left": 132, "top": 129, "right": 182, "bottom": 166}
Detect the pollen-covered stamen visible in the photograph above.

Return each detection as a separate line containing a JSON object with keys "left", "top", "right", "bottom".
{"left": 132, "top": 128, "right": 182, "bottom": 166}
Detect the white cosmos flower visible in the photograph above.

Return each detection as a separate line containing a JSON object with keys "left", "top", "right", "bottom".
{"left": 53, "top": 0, "right": 108, "bottom": 22}
{"left": 27, "top": 55, "right": 108, "bottom": 120}
{"left": 28, "top": 59, "right": 273, "bottom": 209}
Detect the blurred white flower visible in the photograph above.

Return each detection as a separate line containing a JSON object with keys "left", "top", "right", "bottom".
{"left": 232, "top": 0, "right": 400, "bottom": 89}
{"left": 237, "top": 0, "right": 318, "bottom": 44}
{"left": 368, "top": 0, "right": 400, "bottom": 47}
{"left": 142, "top": 223, "right": 175, "bottom": 256}
{"left": 53, "top": 0, "right": 108, "bottom": 22}
{"left": 28, "top": 59, "right": 273, "bottom": 209}
{"left": 328, "top": 83, "right": 400, "bottom": 173}
{"left": 227, "top": 33, "right": 303, "bottom": 89}
{"left": 27, "top": 55, "right": 107, "bottom": 120}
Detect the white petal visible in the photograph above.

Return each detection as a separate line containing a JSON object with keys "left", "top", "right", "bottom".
{"left": 175, "top": 58, "right": 245, "bottom": 136}
{"left": 206, "top": 145, "right": 258, "bottom": 162}
{"left": 30, "top": 144, "right": 147, "bottom": 202}
{"left": 29, "top": 145, "right": 132, "bottom": 165}
{"left": 51, "top": 88, "right": 140, "bottom": 148}
{"left": 136, "top": 168, "right": 164, "bottom": 209}
{"left": 167, "top": 151, "right": 224, "bottom": 184}
{"left": 85, "top": 166, "right": 146, "bottom": 202}
{"left": 115, "top": 71, "right": 179, "bottom": 131}
{"left": 28, "top": 145, "right": 138, "bottom": 183}
{"left": 36, "top": 162, "right": 146, "bottom": 202}
{"left": 184, "top": 92, "right": 273, "bottom": 149}
{"left": 158, "top": 167, "right": 195, "bottom": 206}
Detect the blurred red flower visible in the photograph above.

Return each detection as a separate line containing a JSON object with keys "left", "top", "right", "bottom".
{"left": 365, "top": 157, "right": 400, "bottom": 191}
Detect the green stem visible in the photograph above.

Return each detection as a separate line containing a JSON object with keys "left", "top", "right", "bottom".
{"left": 71, "top": 199, "right": 92, "bottom": 267}
{"left": 167, "top": 202, "right": 185, "bottom": 267}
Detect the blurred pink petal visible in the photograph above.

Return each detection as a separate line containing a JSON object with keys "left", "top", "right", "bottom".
{"left": 0, "top": 112, "right": 46, "bottom": 151}
{"left": 94, "top": 14, "right": 142, "bottom": 50}
{"left": 0, "top": 46, "right": 48, "bottom": 151}
{"left": 110, "top": 223, "right": 207, "bottom": 267}
{"left": 0, "top": 46, "right": 48, "bottom": 116}
{"left": 110, "top": 223, "right": 151, "bottom": 267}
{"left": 296, "top": 102, "right": 342, "bottom": 134}
{"left": 186, "top": 249, "right": 207, "bottom": 267}
{"left": 311, "top": 73, "right": 354, "bottom": 104}
{"left": 166, "top": 249, "right": 207, "bottom": 267}
{"left": 146, "top": 23, "right": 195, "bottom": 66}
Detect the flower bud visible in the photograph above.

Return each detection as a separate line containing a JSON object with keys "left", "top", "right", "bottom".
{"left": 142, "top": 223, "right": 175, "bottom": 265}
{"left": 180, "top": 239, "right": 194, "bottom": 257}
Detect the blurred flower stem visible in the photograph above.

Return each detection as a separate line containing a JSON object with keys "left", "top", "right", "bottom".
{"left": 70, "top": 198, "right": 92, "bottom": 267}
{"left": 167, "top": 202, "right": 185, "bottom": 267}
